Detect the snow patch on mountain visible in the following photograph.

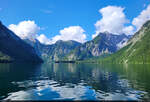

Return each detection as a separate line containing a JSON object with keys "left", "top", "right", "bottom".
{"left": 117, "top": 38, "right": 128, "bottom": 49}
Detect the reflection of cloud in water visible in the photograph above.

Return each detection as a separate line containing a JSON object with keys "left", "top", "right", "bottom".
{"left": 50, "top": 84, "right": 96, "bottom": 100}
{"left": 5, "top": 78, "right": 146, "bottom": 100}
{"left": 6, "top": 80, "right": 96, "bottom": 100}
{"left": 2, "top": 63, "right": 149, "bottom": 100}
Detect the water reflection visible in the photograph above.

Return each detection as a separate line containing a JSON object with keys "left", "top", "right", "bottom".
{"left": 0, "top": 63, "right": 150, "bottom": 100}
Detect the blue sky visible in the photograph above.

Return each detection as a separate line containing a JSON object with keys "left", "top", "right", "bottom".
{"left": 0, "top": 0, "right": 150, "bottom": 44}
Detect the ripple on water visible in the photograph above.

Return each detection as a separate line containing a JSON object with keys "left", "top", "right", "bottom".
{"left": 3, "top": 77, "right": 147, "bottom": 101}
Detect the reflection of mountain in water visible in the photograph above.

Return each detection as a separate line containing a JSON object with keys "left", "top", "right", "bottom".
{"left": 0, "top": 63, "right": 150, "bottom": 100}
{"left": 0, "top": 63, "right": 42, "bottom": 99}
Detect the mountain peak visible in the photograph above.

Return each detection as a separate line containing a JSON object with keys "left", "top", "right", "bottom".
{"left": 64, "top": 32, "right": 131, "bottom": 61}
{"left": 103, "top": 31, "right": 111, "bottom": 34}
{"left": 97, "top": 31, "right": 111, "bottom": 36}
{"left": 56, "top": 40, "right": 63, "bottom": 43}
{"left": 55, "top": 40, "right": 81, "bottom": 45}
{"left": 99, "top": 20, "right": 150, "bottom": 64}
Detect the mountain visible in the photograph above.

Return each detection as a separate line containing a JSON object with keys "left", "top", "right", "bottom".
{"left": 24, "top": 39, "right": 81, "bottom": 62}
{"left": 0, "top": 21, "right": 43, "bottom": 63}
{"left": 42, "top": 40, "right": 81, "bottom": 61}
{"left": 24, "top": 39, "right": 43, "bottom": 57}
{"left": 63, "top": 32, "right": 131, "bottom": 61}
{"left": 98, "top": 20, "right": 150, "bottom": 64}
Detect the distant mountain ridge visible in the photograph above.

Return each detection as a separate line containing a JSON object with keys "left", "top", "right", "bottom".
{"left": 24, "top": 32, "right": 131, "bottom": 62}
{"left": 0, "top": 21, "right": 43, "bottom": 63}
{"left": 62, "top": 32, "right": 131, "bottom": 61}
{"left": 24, "top": 39, "right": 81, "bottom": 62}
{"left": 0, "top": 20, "right": 133, "bottom": 63}
{"left": 97, "top": 20, "right": 150, "bottom": 64}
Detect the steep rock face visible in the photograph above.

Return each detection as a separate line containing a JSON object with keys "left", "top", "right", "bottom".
{"left": 24, "top": 39, "right": 43, "bottom": 57}
{"left": 25, "top": 39, "right": 81, "bottom": 62}
{"left": 0, "top": 21, "right": 43, "bottom": 63}
{"left": 42, "top": 40, "right": 81, "bottom": 61}
{"left": 65, "top": 32, "right": 131, "bottom": 61}
{"left": 99, "top": 20, "right": 150, "bottom": 64}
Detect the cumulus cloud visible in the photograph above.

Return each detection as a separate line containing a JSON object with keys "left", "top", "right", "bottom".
{"left": 132, "top": 5, "right": 150, "bottom": 31}
{"left": 93, "top": 4, "right": 150, "bottom": 39}
{"left": 8, "top": 20, "right": 86, "bottom": 45}
{"left": 122, "top": 26, "right": 134, "bottom": 35}
{"left": 37, "top": 34, "right": 52, "bottom": 45}
{"left": 8, "top": 20, "right": 40, "bottom": 40}
{"left": 92, "top": 6, "right": 134, "bottom": 38}
{"left": 38, "top": 26, "right": 87, "bottom": 44}
{"left": 51, "top": 26, "right": 87, "bottom": 43}
{"left": 95, "top": 6, "right": 127, "bottom": 34}
{"left": 8, "top": 20, "right": 53, "bottom": 45}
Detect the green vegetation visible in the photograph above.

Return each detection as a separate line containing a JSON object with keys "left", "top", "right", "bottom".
{"left": 0, "top": 51, "right": 12, "bottom": 62}
{"left": 1, "top": 19, "right": 150, "bottom": 64}
{"left": 91, "top": 20, "right": 150, "bottom": 64}
{"left": 63, "top": 33, "right": 130, "bottom": 61}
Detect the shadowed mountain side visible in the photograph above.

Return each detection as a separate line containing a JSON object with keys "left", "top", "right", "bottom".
{"left": 0, "top": 21, "right": 43, "bottom": 63}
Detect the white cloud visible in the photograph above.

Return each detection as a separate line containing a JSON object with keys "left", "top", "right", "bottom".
{"left": 92, "top": 6, "right": 134, "bottom": 38}
{"left": 37, "top": 34, "right": 52, "bottom": 45}
{"left": 122, "top": 26, "right": 134, "bottom": 35}
{"left": 93, "top": 5, "right": 150, "bottom": 39}
{"left": 92, "top": 33, "right": 99, "bottom": 39}
{"left": 95, "top": 6, "right": 127, "bottom": 34}
{"left": 37, "top": 26, "right": 87, "bottom": 44}
{"left": 51, "top": 26, "right": 87, "bottom": 43}
{"left": 8, "top": 20, "right": 40, "bottom": 40}
{"left": 8, "top": 20, "right": 86, "bottom": 45}
{"left": 132, "top": 5, "right": 150, "bottom": 31}
{"left": 7, "top": 5, "right": 150, "bottom": 45}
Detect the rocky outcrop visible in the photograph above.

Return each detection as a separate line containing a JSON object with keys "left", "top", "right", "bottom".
{"left": 65, "top": 32, "right": 131, "bottom": 61}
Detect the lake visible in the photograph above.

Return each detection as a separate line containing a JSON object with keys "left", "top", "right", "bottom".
{"left": 0, "top": 63, "right": 150, "bottom": 101}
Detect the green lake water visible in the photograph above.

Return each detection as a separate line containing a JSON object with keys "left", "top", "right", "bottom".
{"left": 0, "top": 63, "right": 150, "bottom": 100}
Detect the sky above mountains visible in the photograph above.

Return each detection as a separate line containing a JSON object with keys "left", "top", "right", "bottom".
{"left": 0, "top": 0, "right": 150, "bottom": 45}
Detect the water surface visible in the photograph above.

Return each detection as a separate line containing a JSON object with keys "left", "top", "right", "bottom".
{"left": 0, "top": 63, "right": 150, "bottom": 100}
